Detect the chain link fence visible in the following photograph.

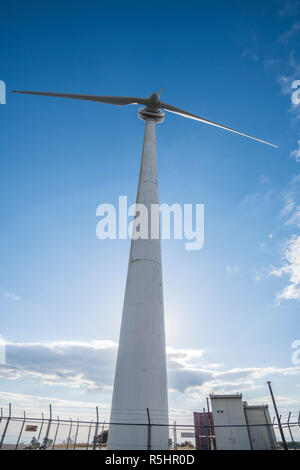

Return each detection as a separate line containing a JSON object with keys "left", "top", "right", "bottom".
{"left": 0, "top": 404, "right": 299, "bottom": 450}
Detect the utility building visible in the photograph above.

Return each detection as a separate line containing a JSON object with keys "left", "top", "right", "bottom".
{"left": 244, "top": 404, "right": 277, "bottom": 450}
{"left": 210, "top": 394, "right": 251, "bottom": 450}
{"left": 209, "top": 394, "right": 277, "bottom": 450}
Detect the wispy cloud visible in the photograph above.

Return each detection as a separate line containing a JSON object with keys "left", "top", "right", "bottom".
{"left": 285, "top": 205, "right": 300, "bottom": 227}
{"left": 277, "top": 0, "right": 300, "bottom": 17}
{"left": 259, "top": 174, "right": 271, "bottom": 184}
{"left": 270, "top": 235, "right": 300, "bottom": 300}
{"left": 0, "top": 391, "right": 101, "bottom": 420}
{"left": 4, "top": 292, "right": 20, "bottom": 301}
{"left": 269, "top": 179, "right": 300, "bottom": 302}
{"left": 278, "top": 53, "right": 300, "bottom": 125}
{"left": 242, "top": 49, "right": 259, "bottom": 62}
{"left": 226, "top": 265, "right": 240, "bottom": 274}
{"left": 291, "top": 140, "right": 300, "bottom": 161}
{"left": 241, "top": 190, "right": 273, "bottom": 208}
{"left": 278, "top": 21, "right": 300, "bottom": 44}
{"left": 280, "top": 194, "right": 296, "bottom": 216}
{"left": 254, "top": 271, "right": 264, "bottom": 281}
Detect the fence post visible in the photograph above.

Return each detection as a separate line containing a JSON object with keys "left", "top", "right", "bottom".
{"left": 287, "top": 412, "right": 296, "bottom": 450}
{"left": 267, "top": 381, "right": 288, "bottom": 451}
{"left": 37, "top": 412, "right": 44, "bottom": 443}
{"left": 146, "top": 407, "right": 151, "bottom": 451}
{"left": 52, "top": 416, "right": 60, "bottom": 450}
{"left": 66, "top": 418, "right": 73, "bottom": 450}
{"left": 206, "top": 396, "right": 214, "bottom": 450}
{"left": 262, "top": 406, "right": 276, "bottom": 450}
{"left": 73, "top": 419, "right": 79, "bottom": 450}
{"left": 0, "top": 403, "right": 11, "bottom": 449}
{"left": 43, "top": 404, "right": 52, "bottom": 449}
{"left": 15, "top": 410, "right": 26, "bottom": 450}
{"left": 99, "top": 420, "right": 106, "bottom": 451}
{"left": 86, "top": 419, "right": 93, "bottom": 450}
{"left": 93, "top": 406, "right": 99, "bottom": 450}
{"left": 173, "top": 421, "right": 177, "bottom": 450}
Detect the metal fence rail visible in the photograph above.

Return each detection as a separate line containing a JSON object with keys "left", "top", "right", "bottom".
{"left": 0, "top": 404, "right": 299, "bottom": 450}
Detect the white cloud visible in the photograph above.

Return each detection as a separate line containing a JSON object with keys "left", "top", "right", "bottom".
{"left": 241, "top": 190, "right": 273, "bottom": 208}
{"left": 254, "top": 271, "right": 264, "bottom": 281}
{"left": 270, "top": 235, "right": 300, "bottom": 300}
{"left": 0, "top": 391, "right": 102, "bottom": 420}
{"left": 1, "top": 340, "right": 299, "bottom": 403}
{"left": 290, "top": 174, "right": 300, "bottom": 184}
{"left": 290, "top": 140, "right": 300, "bottom": 162}
{"left": 1, "top": 339, "right": 118, "bottom": 391}
{"left": 280, "top": 195, "right": 295, "bottom": 216}
{"left": 276, "top": 54, "right": 300, "bottom": 177}
{"left": 285, "top": 205, "right": 300, "bottom": 227}
{"left": 270, "top": 181, "right": 300, "bottom": 302}
{"left": 279, "top": 21, "right": 300, "bottom": 44}
{"left": 4, "top": 292, "right": 20, "bottom": 301}
{"left": 226, "top": 265, "right": 240, "bottom": 274}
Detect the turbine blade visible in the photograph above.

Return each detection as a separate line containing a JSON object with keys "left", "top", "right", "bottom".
{"left": 12, "top": 90, "right": 147, "bottom": 106}
{"left": 160, "top": 102, "right": 278, "bottom": 148}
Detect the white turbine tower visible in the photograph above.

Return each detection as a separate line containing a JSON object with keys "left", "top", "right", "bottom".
{"left": 13, "top": 88, "right": 277, "bottom": 450}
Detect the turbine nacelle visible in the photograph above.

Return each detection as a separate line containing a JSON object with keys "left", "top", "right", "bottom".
{"left": 145, "top": 92, "right": 161, "bottom": 112}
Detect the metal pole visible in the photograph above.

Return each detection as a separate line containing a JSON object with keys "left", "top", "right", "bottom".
{"left": 262, "top": 406, "right": 276, "bottom": 450}
{"left": 52, "top": 416, "right": 60, "bottom": 450}
{"left": 203, "top": 407, "right": 210, "bottom": 450}
{"left": 267, "top": 381, "right": 288, "bottom": 451}
{"left": 73, "top": 419, "right": 79, "bottom": 450}
{"left": 99, "top": 420, "right": 105, "bottom": 451}
{"left": 173, "top": 421, "right": 177, "bottom": 450}
{"left": 43, "top": 404, "right": 52, "bottom": 449}
{"left": 147, "top": 407, "right": 151, "bottom": 451}
{"left": 66, "top": 418, "right": 73, "bottom": 450}
{"left": 287, "top": 412, "right": 296, "bottom": 450}
{"left": 37, "top": 412, "right": 44, "bottom": 443}
{"left": 93, "top": 406, "right": 99, "bottom": 450}
{"left": 0, "top": 403, "right": 11, "bottom": 449}
{"left": 0, "top": 407, "right": 3, "bottom": 425}
{"left": 86, "top": 419, "right": 93, "bottom": 450}
{"left": 206, "top": 398, "right": 215, "bottom": 450}
{"left": 15, "top": 410, "right": 26, "bottom": 450}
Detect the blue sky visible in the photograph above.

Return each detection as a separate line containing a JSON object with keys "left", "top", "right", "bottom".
{"left": 0, "top": 0, "right": 300, "bottom": 423}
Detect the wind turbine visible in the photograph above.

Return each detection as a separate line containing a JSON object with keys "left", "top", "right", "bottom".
{"left": 13, "top": 89, "right": 277, "bottom": 450}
